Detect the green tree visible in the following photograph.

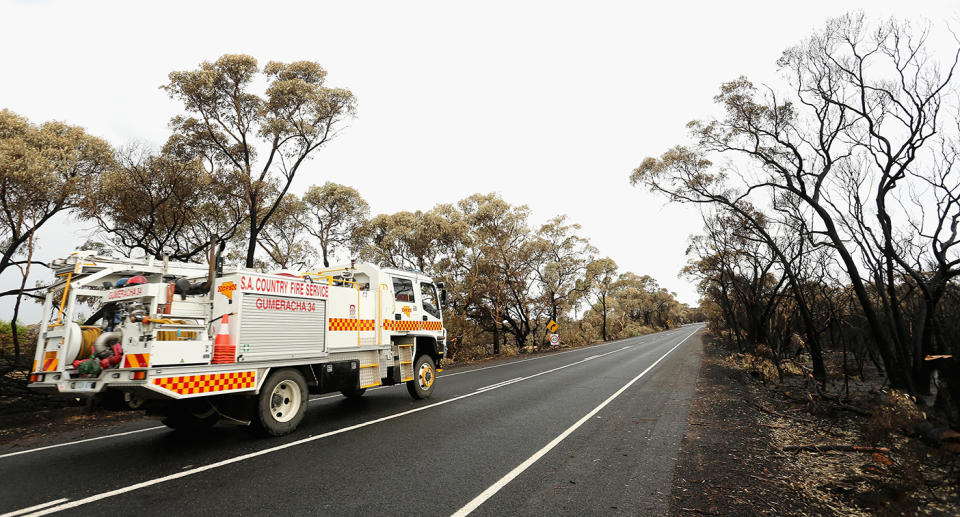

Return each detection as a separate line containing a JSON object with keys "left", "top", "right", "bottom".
{"left": 585, "top": 257, "right": 618, "bottom": 341}
{"left": 83, "top": 143, "right": 243, "bottom": 261}
{"left": 258, "top": 194, "right": 317, "bottom": 270}
{"left": 0, "top": 109, "right": 113, "bottom": 368}
{"left": 533, "top": 216, "right": 596, "bottom": 338}
{"left": 164, "top": 55, "right": 356, "bottom": 268}
{"left": 356, "top": 208, "right": 464, "bottom": 272}
{"left": 302, "top": 182, "right": 369, "bottom": 267}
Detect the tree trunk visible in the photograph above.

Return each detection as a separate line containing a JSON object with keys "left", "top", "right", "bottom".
{"left": 11, "top": 230, "right": 36, "bottom": 368}
{"left": 11, "top": 293, "right": 24, "bottom": 369}
{"left": 912, "top": 288, "right": 944, "bottom": 395}
{"left": 601, "top": 297, "right": 608, "bottom": 342}
{"left": 808, "top": 203, "right": 910, "bottom": 390}
{"left": 932, "top": 357, "right": 960, "bottom": 429}
{"left": 246, "top": 214, "right": 259, "bottom": 268}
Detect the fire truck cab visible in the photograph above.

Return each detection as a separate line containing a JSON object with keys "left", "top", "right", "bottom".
{"left": 28, "top": 252, "right": 447, "bottom": 436}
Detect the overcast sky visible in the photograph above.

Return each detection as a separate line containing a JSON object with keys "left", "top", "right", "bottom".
{"left": 1, "top": 0, "right": 957, "bottom": 321}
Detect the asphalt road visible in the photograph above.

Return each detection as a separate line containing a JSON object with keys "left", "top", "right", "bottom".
{"left": 0, "top": 324, "right": 703, "bottom": 517}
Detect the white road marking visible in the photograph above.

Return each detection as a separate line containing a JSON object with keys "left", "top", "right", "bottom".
{"left": 474, "top": 377, "right": 524, "bottom": 392}
{"left": 439, "top": 332, "right": 666, "bottom": 378}
{"left": 0, "top": 427, "right": 165, "bottom": 460}
{"left": 307, "top": 384, "right": 390, "bottom": 403}
{"left": 0, "top": 326, "right": 697, "bottom": 462}
{"left": 19, "top": 342, "right": 640, "bottom": 516}
{"left": 0, "top": 390, "right": 374, "bottom": 461}
{"left": 0, "top": 390, "right": 372, "bottom": 461}
{"left": 0, "top": 498, "right": 69, "bottom": 517}
{"left": 450, "top": 326, "right": 700, "bottom": 517}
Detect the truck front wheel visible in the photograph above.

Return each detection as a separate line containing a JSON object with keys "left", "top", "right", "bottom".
{"left": 255, "top": 368, "right": 308, "bottom": 436}
{"left": 406, "top": 355, "right": 436, "bottom": 400}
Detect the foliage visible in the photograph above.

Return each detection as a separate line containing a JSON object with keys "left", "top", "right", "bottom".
{"left": 0, "top": 109, "right": 112, "bottom": 281}
{"left": 163, "top": 54, "right": 356, "bottom": 268}
{"left": 257, "top": 194, "right": 317, "bottom": 270}
{"left": 81, "top": 143, "right": 243, "bottom": 261}
{"left": 302, "top": 182, "right": 369, "bottom": 267}
{"left": 633, "top": 13, "right": 960, "bottom": 427}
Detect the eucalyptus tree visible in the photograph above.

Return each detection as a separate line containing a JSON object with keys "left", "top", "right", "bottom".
{"left": 84, "top": 143, "right": 243, "bottom": 261}
{"left": 533, "top": 215, "right": 597, "bottom": 336}
{"left": 0, "top": 109, "right": 112, "bottom": 367}
{"left": 632, "top": 14, "right": 959, "bottom": 391}
{"left": 585, "top": 257, "right": 618, "bottom": 341}
{"left": 257, "top": 194, "right": 317, "bottom": 270}
{"left": 301, "top": 182, "right": 369, "bottom": 267}
{"left": 164, "top": 55, "right": 356, "bottom": 268}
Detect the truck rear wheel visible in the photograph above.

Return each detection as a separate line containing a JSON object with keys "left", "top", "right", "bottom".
{"left": 162, "top": 400, "right": 219, "bottom": 431}
{"left": 255, "top": 368, "right": 308, "bottom": 436}
{"left": 406, "top": 355, "right": 436, "bottom": 400}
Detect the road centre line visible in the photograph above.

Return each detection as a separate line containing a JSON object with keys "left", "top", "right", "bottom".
{"left": 439, "top": 331, "right": 676, "bottom": 378}
{"left": 450, "top": 326, "right": 701, "bottom": 517}
{"left": 1, "top": 333, "right": 672, "bottom": 461}
{"left": 475, "top": 377, "right": 525, "bottom": 392}
{"left": 0, "top": 498, "right": 69, "bottom": 517}
{"left": 19, "top": 341, "right": 639, "bottom": 516}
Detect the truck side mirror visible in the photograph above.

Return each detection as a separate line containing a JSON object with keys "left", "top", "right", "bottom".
{"left": 441, "top": 289, "right": 447, "bottom": 305}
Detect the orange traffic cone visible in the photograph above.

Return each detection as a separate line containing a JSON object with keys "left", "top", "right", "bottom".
{"left": 211, "top": 314, "right": 235, "bottom": 364}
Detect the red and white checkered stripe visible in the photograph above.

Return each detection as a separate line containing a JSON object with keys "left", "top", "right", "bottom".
{"left": 152, "top": 371, "right": 256, "bottom": 395}
{"left": 328, "top": 318, "right": 376, "bottom": 331}
{"left": 383, "top": 320, "right": 443, "bottom": 332}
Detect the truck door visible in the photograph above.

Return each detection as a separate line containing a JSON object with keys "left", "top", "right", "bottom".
{"left": 419, "top": 281, "right": 443, "bottom": 336}
{"left": 392, "top": 276, "right": 417, "bottom": 330}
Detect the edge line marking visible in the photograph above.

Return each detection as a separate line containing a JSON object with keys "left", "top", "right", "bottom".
{"left": 1, "top": 498, "right": 69, "bottom": 517}
{"left": 21, "top": 341, "right": 638, "bottom": 516}
{"left": 450, "top": 327, "right": 701, "bottom": 517}
{"left": 2, "top": 328, "right": 696, "bottom": 461}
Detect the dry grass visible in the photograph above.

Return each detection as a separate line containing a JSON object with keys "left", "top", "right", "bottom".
{"left": 742, "top": 366, "right": 958, "bottom": 515}
{"left": 864, "top": 389, "right": 926, "bottom": 443}
{"left": 720, "top": 346, "right": 805, "bottom": 383}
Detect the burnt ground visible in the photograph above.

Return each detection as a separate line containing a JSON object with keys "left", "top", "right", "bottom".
{"left": 670, "top": 340, "right": 960, "bottom": 516}
{"left": 0, "top": 371, "right": 146, "bottom": 447}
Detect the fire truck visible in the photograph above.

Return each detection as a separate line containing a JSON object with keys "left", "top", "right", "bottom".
{"left": 27, "top": 251, "right": 447, "bottom": 436}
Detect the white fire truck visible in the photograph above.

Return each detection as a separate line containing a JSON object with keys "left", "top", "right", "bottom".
{"left": 28, "top": 251, "right": 447, "bottom": 436}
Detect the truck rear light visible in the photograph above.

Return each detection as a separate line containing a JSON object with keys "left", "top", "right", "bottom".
{"left": 129, "top": 370, "right": 147, "bottom": 380}
{"left": 30, "top": 374, "right": 42, "bottom": 382}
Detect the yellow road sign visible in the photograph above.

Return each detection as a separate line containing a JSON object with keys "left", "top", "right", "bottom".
{"left": 546, "top": 320, "right": 559, "bottom": 333}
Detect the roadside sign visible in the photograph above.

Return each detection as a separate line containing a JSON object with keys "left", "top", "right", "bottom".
{"left": 550, "top": 333, "right": 560, "bottom": 346}
{"left": 546, "top": 320, "right": 559, "bottom": 333}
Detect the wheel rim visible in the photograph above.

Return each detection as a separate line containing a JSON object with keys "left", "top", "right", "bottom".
{"left": 418, "top": 362, "right": 435, "bottom": 390}
{"left": 269, "top": 380, "right": 301, "bottom": 423}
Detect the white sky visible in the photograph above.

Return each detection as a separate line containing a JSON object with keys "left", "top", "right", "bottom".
{"left": 1, "top": 0, "right": 957, "bottom": 321}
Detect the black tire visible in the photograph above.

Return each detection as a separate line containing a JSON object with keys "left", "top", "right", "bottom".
{"left": 254, "top": 368, "right": 308, "bottom": 436}
{"left": 406, "top": 355, "right": 437, "bottom": 400}
{"left": 340, "top": 387, "right": 366, "bottom": 399}
{"left": 161, "top": 400, "right": 219, "bottom": 431}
